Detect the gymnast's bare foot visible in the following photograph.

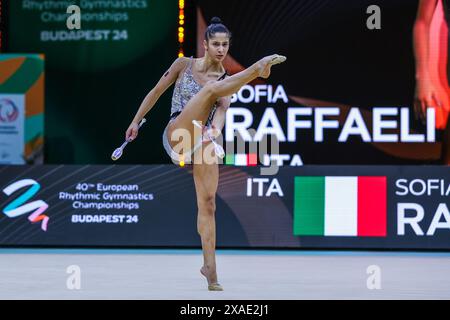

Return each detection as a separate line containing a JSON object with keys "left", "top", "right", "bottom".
{"left": 200, "top": 265, "right": 223, "bottom": 291}
{"left": 257, "top": 54, "right": 287, "bottom": 79}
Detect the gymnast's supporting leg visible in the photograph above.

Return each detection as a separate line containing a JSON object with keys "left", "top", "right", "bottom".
{"left": 193, "top": 160, "right": 222, "bottom": 290}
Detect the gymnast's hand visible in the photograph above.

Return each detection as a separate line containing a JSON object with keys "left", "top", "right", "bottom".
{"left": 414, "top": 79, "right": 443, "bottom": 124}
{"left": 125, "top": 121, "right": 139, "bottom": 142}
{"left": 202, "top": 125, "right": 221, "bottom": 142}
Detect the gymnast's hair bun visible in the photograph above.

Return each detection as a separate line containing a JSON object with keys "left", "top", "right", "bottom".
{"left": 210, "top": 17, "right": 222, "bottom": 25}
{"left": 205, "top": 16, "right": 231, "bottom": 41}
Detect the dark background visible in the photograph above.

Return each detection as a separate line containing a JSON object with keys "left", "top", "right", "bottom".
{"left": 196, "top": 0, "right": 439, "bottom": 165}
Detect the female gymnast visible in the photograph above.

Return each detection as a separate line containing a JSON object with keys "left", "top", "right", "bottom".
{"left": 125, "top": 17, "right": 286, "bottom": 291}
{"left": 414, "top": 0, "right": 450, "bottom": 164}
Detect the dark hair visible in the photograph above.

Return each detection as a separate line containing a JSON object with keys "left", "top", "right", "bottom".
{"left": 204, "top": 16, "right": 232, "bottom": 42}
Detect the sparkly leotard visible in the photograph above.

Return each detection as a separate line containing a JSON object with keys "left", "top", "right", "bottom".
{"left": 162, "top": 57, "right": 227, "bottom": 163}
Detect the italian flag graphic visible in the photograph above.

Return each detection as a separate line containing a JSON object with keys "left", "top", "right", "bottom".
{"left": 225, "top": 154, "right": 258, "bottom": 166}
{"left": 293, "top": 176, "right": 387, "bottom": 237}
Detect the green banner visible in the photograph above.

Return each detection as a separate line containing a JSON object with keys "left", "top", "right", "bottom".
{"left": 10, "top": 0, "right": 176, "bottom": 72}
{"left": 8, "top": 0, "right": 178, "bottom": 164}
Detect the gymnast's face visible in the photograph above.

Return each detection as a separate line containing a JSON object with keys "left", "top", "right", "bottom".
{"left": 204, "top": 32, "right": 230, "bottom": 63}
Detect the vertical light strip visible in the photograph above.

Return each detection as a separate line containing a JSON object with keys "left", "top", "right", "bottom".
{"left": 178, "top": 0, "right": 185, "bottom": 57}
